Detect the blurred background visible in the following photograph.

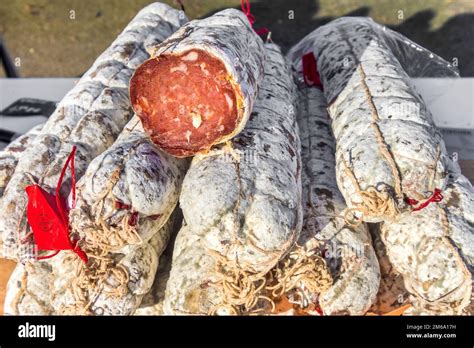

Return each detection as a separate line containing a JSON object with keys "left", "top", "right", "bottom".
{"left": 0, "top": 0, "right": 473, "bottom": 77}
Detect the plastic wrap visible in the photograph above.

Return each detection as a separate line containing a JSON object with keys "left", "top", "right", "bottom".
{"left": 290, "top": 17, "right": 459, "bottom": 80}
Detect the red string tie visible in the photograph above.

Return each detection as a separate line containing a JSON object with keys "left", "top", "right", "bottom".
{"left": 241, "top": 0, "right": 269, "bottom": 36}
{"left": 314, "top": 305, "right": 324, "bottom": 316}
{"left": 115, "top": 200, "right": 131, "bottom": 210}
{"left": 128, "top": 212, "right": 139, "bottom": 226}
{"left": 405, "top": 188, "right": 443, "bottom": 212}
{"left": 149, "top": 214, "right": 162, "bottom": 221}
{"left": 25, "top": 145, "right": 88, "bottom": 263}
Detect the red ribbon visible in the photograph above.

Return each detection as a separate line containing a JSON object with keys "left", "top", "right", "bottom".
{"left": 302, "top": 52, "right": 323, "bottom": 89}
{"left": 25, "top": 145, "right": 88, "bottom": 263}
{"left": 241, "top": 0, "right": 269, "bottom": 36}
{"left": 314, "top": 305, "right": 324, "bottom": 316}
{"left": 115, "top": 200, "right": 131, "bottom": 210}
{"left": 405, "top": 188, "right": 443, "bottom": 212}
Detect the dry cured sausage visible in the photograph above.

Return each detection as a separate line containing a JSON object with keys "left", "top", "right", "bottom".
{"left": 130, "top": 9, "right": 265, "bottom": 157}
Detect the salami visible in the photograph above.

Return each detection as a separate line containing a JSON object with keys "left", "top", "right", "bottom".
{"left": 130, "top": 8, "right": 266, "bottom": 157}
{"left": 0, "top": 3, "right": 188, "bottom": 261}
{"left": 369, "top": 225, "right": 409, "bottom": 315}
{"left": 4, "top": 210, "right": 182, "bottom": 316}
{"left": 3, "top": 261, "right": 53, "bottom": 315}
{"left": 0, "top": 124, "right": 43, "bottom": 198}
{"left": 47, "top": 117, "right": 186, "bottom": 315}
{"left": 134, "top": 253, "right": 171, "bottom": 315}
{"left": 380, "top": 172, "right": 474, "bottom": 314}
{"left": 0, "top": 125, "right": 44, "bottom": 314}
{"left": 287, "top": 17, "right": 450, "bottom": 223}
{"left": 164, "top": 43, "right": 301, "bottom": 314}
{"left": 49, "top": 242, "right": 158, "bottom": 315}
{"left": 265, "top": 86, "right": 380, "bottom": 315}
{"left": 68, "top": 116, "right": 187, "bottom": 253}
{"left": 163, "top": 224, "right": 221, "bottom": 315}
{"left": 134, "top": 213, "right": 179, "bottom": 315}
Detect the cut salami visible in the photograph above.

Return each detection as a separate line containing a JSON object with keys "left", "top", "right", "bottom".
{"left": 130, "top": 8, "right": 265, "bottom": 157}
{"left": 264, "top": 85, "right": 380, "bottom": 315}
{"left": 0, "top": 124, "right": 43, "bottom": 198}
{"left": 181, "top": 43, "right": 301, "bottom": 272}
{"left": 164, "top": 43, "right": 301, "bottom": 314}
{"left": 0, "top": 3, "right": 188, "bottom": 261}
{"left": 287, "top": 17, "right": 450, "bottom": 223}
{"left": 380, "top": 172, "right": 473, "bottom": 314}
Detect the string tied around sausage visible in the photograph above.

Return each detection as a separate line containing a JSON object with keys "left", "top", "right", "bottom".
{"left": 207, "top": 250, "right": 274, "bottom": 315}
{"left": 60, "top": 148, "right": 146, "bottom": 315}
{"left": 265, "top": 244, "right": 333, "bottom": 310}
{"left": 405, "top": 188, "right": 443, "bottom": 212}
{"left": 207, "top": 244, "right": 333, "bottom": 315}
{"left": 341, "top": 155, "right": 401, "bottom": 225}
{"left": 342, "top": 65, "right": 445, "bottom": 223}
